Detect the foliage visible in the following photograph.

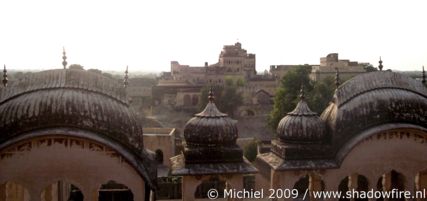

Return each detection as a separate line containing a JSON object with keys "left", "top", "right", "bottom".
{"left": 268, "top": 65, "right": 312, "bottom": 129}
{"left": 268, "top": 66, "right": 335, "bottom": 129}
{"left": 198, "top": 78, "right": 243, "bottom": 117}
{"left": 362, "top": 63, "right": 378, "bottom": 72}
{"left": 243, "top": 139, "right": 258, "bottom": 162}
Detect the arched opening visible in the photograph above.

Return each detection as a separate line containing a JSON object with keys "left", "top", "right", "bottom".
{"left": 183, "top": 94, "right": 191, "bottom": 106}
{"left": 338, "top": 177, "right": 350, "bottom": 201}
{"left": 338, "top": 175, "right": 369, "bottom": 201}
{"left": 376, "top": 170, "right": 405, "bottom": 201}
{"left": 98, "top": 180, "right": 133, "bottom": 201}
{"left": 191, "top": 95, "right": 199, "bottom": 106}
{"left": 416, "top": 170, "right": 427, "bottom": 192}
{"left": 0, "top": 181, "right": 30, "bottom": 201}
{"left": 41, "top": 181, "right": 83, "bottom": 201}
{"left": 293, "top": 175, "right": 309, "bottom": 201}
{"left": 194, "top": 176, "right": 226, "bottom": 199}
{"left": 155, "top": 149, "right": 164, "bottom": 165}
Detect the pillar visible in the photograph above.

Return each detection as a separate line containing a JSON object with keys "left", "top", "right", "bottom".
{"left": 309, "top": 173, "right": 323, "bottom": 201}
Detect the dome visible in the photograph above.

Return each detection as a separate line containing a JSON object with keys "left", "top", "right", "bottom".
{"left": 183, "top": 90, "right": 242, "bottom": 164}
{"left": 321, "top": 71, "right": 427, "bottom": 146}
{"left": 277, "top": 88, "right": 326, "bottom": 143}
{"left": 0, "top": 69, "right": 144, "bottom": 150}
{"left": 183, "top": 92, "right": 238, "bottom": 147}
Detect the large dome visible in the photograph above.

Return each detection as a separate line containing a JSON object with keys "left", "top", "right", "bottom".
{"left": 0, "top": 69, "right": 144, "bottom": 149}
{"left": 321, "top": 71, "right": 427, "bottom": 147}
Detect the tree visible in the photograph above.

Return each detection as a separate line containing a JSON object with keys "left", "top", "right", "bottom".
{"left": 243, "top": 139, "right": 258, "bottom": 162}
{"left": 362, "top": 63, "right": 378, "bottom": 72}
{"left": 268, "top": 65, "right": 312, "bottom": 129}
{"left": 198, "top": 78, "right": 243, "bottom": 117}
{"left": 268, "top": 66, "right": 335, "bottom": 129}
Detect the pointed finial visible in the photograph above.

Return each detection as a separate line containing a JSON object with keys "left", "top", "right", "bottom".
{"left": 208, "top": 86, "right": 215, "bottom": 102}
{"left": 299, "top": 84, "right": 305, "bottom": 100}
{"left": 422, "top": 66, "right": 426, "bottom": 85}
{"left": 378, "top": 56, "right": 383, "bottom": 71}
{"left": 335, "top": 67, "right": 340, "bottom": 88}
{"left": 2, "top": 64, "right": 8, "bottom": 87}
{"left": 124, "top": 65, "right": 129, "bottom": 88}
{"left": 62, "top": 47, "right": 68, "bottom": 69}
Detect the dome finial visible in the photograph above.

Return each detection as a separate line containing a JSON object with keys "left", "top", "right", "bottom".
{"left": 299, "top": 84, "right": 305, "bottom": 100}
{"left": 2, "top": 64, "right": 8, "bottom": 87}
{"left": 378, "top": 56, "right": 383, "bottom": 71}
{"left": 423, "top": 65, "right": 426, "bottom": 85}
{"left": 208, "top": 86, "right": 215, "bottom": 102}
{"left": 124, "top": 65, "right": 129, "bottom": 88}
{"left": 335, "top": 67, "right": 340, "bottom": 88}
{"left": 62, "top": 47, "right": 68, "bottom": 69}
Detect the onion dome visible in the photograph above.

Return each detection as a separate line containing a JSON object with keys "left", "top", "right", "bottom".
{"left": 183, "top": 89, "right": 242, "bottom": 164}
{"left": 277, "top": 86, "right": 326, "bottom": 143}
{"left": 0, "top": 69, "right": 144, "bottom": 149}
{"left": 184, "top": 89, "right": 238, "bottom": 146}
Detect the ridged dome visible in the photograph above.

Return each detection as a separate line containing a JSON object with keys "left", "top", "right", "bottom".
{"left": 0, "top": 69, "right": 144, "bottom": 150}
{"left": 321, "top": 71, "right": 427, "bottom": 145}
{"left": 183, "top": 92, "right": 238, "bottom": 147}
{"left": 182, "top": 90, "right": 242, "bottom": 164}
{"left": 277, "top": 89, "right": 326, "bottom": 143}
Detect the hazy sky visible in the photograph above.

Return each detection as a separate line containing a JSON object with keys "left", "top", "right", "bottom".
{"left": 0, "top": 0, "right": 426, "bottom": 72}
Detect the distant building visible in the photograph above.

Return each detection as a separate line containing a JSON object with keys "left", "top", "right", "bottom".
{"left": 310, "top": 53, "right": 367, "bottom": 81}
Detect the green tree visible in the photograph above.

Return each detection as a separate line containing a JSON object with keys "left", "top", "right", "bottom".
{"left": 243, "top": 139, "right": 258, "bottom": 162}
{"left": 198, "top": 78, "right": 243, "bottom": 117}
{"left": 268, "top": 66, "right": 335, "bottom": 129}
{"left": 363, "top": 63, "right": 378, "bottom": 72}
{"left": 268, "top": 65, "right": 312, "bottom": 129}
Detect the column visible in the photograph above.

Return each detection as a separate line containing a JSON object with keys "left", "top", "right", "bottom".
{"left": 348, "top": 174, "right": 358, "bottom": 201}
{"left": 309, "top": 173, "right": 323, "bottom": 201}
{"left": 382, "top": 173, "right": 391, "bottom": 201}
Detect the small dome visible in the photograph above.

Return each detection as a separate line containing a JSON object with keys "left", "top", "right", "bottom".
{"left": 183, "top": 91, "right": 238, "bottom": 147}
{"left": 277, "top": 88, "right": 326, "bottom": 143}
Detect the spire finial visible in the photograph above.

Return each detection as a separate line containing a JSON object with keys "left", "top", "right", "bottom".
{"left": 422, "top": 66, "right": 426, "bottom": 85}
{"left": 299, "top": 84, "right": 305, "bottom": 100}
{"left": 335, "top": 67, "right": 340, "bottom": 88}
{"left": 2, "top": 64, "right": 8, "bottom": 87}
{"left": 378, "top": 56, "right": 383, "bottom": 71}
{"left": 62, "top": 47, "right": 68, "bottom": 69}
{"left": 208, "top": 86, "right": 215, "bottom": 102}
{"left": 124, "top": 65, "right": 129, "bottom": 88}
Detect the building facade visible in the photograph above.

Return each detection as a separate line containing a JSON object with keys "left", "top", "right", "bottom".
{"left": 0, "top": 68, "right": 157, "bottom": 201}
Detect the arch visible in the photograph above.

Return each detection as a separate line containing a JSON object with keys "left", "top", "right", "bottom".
{"left": 337, "top": 175, "right": 369, "bottom": 201}
{"left": 41, "top": 181, "right": 83, "bottom": 201}
{"left": 0, "top": 181, "right": 30, "bottom": 201}
{"left": 338, "top": 176, "right": 350, "bottom": 201}
{"left": 239, "top": 109, "right": 256, "bottom": 117}
{"left": 183, "top": 94, "right": 191, "bottom": 106}
{"left": 293, "top": 175, "right": 309, "bottom": 200}
{"left": 376, "top": 170, "right": 405, "bottom": 201}
{"left": 194, "top": 176, "right": 226, "bottom": 199}
{"left": 155, "top": 149, "right": 164, "bottom": 165}
{"left": 191, "top": 95, "right": 199, "bottom": 106}
{"left": 336, "top": 124, "right": 427, "bottom": 165}
{"left": 416, "top": 169, "right": 427, "bottom": 192}
{"left": 0, "top": 128, "right": 155, "bottom": 190}
{"left": 98, "top": 180, "right": 134, "bottom": 201}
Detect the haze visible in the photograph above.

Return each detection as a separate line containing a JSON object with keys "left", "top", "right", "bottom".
{"left": 0, "top": 0, "right": 426, "bottom": 72}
